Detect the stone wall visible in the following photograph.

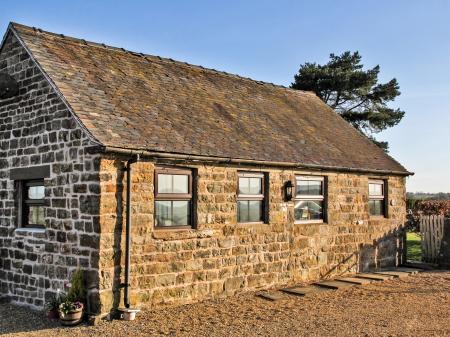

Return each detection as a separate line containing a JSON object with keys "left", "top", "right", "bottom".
{"left": 98, "top": 157, "right": 406, "bottom": 312}
{"left": 0, "top": 31, "right": 101, "bottom": 309}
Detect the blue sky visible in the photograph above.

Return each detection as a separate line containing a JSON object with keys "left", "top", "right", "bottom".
{"left": 1, "top": 0, "right": 449, "bottom": 192}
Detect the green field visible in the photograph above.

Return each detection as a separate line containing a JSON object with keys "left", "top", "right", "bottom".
{"left": 406, "top": 231, "right": 422, "bottom": 261}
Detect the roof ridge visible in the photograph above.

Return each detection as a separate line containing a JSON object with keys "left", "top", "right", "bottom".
{"left": 10, "top": 22, "right": 315, "bottom": 97}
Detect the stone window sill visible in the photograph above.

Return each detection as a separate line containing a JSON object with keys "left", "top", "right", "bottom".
{"left": 294, "top": 220, "right": 326, "bottom": 225}
{"left": 152, "top": 228, "right": 214, "bottom": 241}
{"left": 14, "top": 227, "right": 47, "bottom": 238}
{"left": 15, "top": 227, "right": 46, "bottom": 233}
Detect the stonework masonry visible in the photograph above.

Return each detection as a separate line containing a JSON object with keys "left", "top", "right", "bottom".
{"left": 0, "top": 29, "right": 407, "bottom": 314}
{"left": 0, "top": 31, "right": 101, "bottom": 310}
{"left": 98, "top": 158, "right": 406, "bottom": 313}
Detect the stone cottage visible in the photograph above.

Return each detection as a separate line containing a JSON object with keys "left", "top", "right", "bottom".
{"left": 0, "top": 23, "right": 412, "bottom": 314}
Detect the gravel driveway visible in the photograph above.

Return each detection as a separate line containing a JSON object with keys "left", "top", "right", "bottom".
{"left": 1, "top": 271, "right": 449, "bottom": 337}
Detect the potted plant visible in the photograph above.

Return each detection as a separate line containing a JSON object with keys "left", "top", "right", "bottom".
{"left": 59, "top": 300, "right": 84, "bottom": 326}
{"left": 58, "top": 269, "right": 86, "bottom": 326}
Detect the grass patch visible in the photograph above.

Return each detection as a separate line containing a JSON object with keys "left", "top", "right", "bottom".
{"left": 406, "top": 231, "right": 422, "bottom": 262}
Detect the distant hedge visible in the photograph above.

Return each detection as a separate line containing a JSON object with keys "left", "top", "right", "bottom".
{"left": 413, "top": 200, "right": 450, "bottom": 217}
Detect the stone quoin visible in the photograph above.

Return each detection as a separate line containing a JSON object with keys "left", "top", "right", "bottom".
{"left": 0, "top": 23, "right": 412, "bottom": 315}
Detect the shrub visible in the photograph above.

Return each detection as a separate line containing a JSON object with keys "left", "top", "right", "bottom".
{"left": 413, "top": 200, "right": 450, "bottom": 217}
{"left": 66, "top": 269, "right": 86, "bottom": 303}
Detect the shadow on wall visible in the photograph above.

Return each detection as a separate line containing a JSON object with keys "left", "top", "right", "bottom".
{"left": 358, "top": 227, "right": 406, "bottom": 272}
{"left": 111, "top": 161, "right": 125, "bottom": 313}
{"left": 86, "top": 160, "right": 125, "bottom": 316}
{"left": 319, "top": 227, "right": 407, "bottom": 280}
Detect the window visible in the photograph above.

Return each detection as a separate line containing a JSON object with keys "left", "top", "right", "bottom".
{"left": 237, "top": 172, "right": 267, "bottom": 223}
{"left": 369, "top": 180, "right": 386, "bottom": 217}
{"left": 294, "top": 176, "right": 325, "bottom": 223}
{"left": 154, "top": 168, "right": 193, "bottom": 228}
{"left": 22, "top": 179, "right": 45, "bottom": 228}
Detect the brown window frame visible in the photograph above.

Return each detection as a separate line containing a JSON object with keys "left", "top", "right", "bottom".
{"left": 237, "top": 172, "right": 268, "bottom": 224}
{"left": 368, "top": 179, "right": 387, "bottom": 217}
{"left": 20, "top": 179, "right": 45, "bottom": 229}
{"left": 294, "top": 175, "right": 326, "bottom": 224}
{"left": 154, "top": 167, "right": 194, "bottom": 229}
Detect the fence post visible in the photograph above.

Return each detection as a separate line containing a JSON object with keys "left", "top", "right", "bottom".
{"left": 440, "top": 218, "right": 450, "bottom": 268}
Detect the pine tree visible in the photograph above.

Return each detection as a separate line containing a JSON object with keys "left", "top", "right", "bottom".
{"left": 291, "top": 51, "right": 404, "bottom": 151}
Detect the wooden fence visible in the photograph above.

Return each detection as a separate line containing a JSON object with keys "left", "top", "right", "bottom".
{"left": 419, "top": 215, "right": 450, "bottom": 264}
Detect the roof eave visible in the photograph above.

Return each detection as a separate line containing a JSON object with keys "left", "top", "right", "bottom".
{"left": 102, "top": 145, "right": 414, "bottom": 176}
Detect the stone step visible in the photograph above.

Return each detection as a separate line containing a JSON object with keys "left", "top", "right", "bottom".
{"left": 404, "top": 261, "right": 436, "bottom": 270}
{"left": 313, "top": 280, "right": 356, "bottom": 290}
{"left": 355, "top": 273, "right": 394, "bottom": 281}
{"left": 336, "top": 277, "right": 373, "bottom": 285}
{"left": 281, "top": 285, "right": 332, "bottom": 297}
{"left": 374, "top": 271, "right": 410, "bottom": 279}
{"left": 390, "top": 267, "right": 421, "bottom": 275}
{"left": 256, "top": 291, "right": 284, "bottom": 301}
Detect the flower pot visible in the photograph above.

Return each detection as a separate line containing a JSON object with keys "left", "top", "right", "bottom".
{"left": 59, "top": 304, "right": 84, "bottom": 326}
{"left": 47, "top": 309, "right": 59, "bottom": 320}
{"left": 118, "top": 308, "right": 140, "bottom": 321}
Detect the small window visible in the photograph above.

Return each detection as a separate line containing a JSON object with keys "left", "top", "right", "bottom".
{"left": 237, "top": 172, "right": 267, "bottom": 223}
{"left": 22, "top": 179, "right": 45, "bottom": 228}
{"left": 155, "top": 168, "right": 193, "bottom": 228}
{"left": 294, "top": 176, "right": 324, "bottom": 223}
{"left": 369, "top": 180, "right": 386, "bottom": 217}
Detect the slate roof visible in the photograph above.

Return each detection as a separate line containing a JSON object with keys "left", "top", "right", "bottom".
{"left": 7, "top": 23, "right": 410, "bottom": 174}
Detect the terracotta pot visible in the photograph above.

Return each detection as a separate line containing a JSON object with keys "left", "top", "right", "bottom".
{"left": 47, "top": 309, "right": 58, "bottom": 320}
{"left": 59, "top": 304, "right": 84, "bottom": 326}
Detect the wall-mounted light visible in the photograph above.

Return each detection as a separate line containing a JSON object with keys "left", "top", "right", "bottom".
{"left": 284, "top": 180, "right": 294, "bottom": 201}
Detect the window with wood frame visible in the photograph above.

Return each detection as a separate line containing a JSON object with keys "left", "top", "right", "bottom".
{"left": 368, "top": 180, "right": 386, "bottom": 217}
{"left": 237, "top": 172, "right": 267, "bottom": 223}
{"left": 294, "top": 176, "right": 325, "bottom": 223}
{"left": 21, "top": 179, "right": 45, "bottom": 228}
{"left": 154, "top": 168, "right": 193, "bottom": 228}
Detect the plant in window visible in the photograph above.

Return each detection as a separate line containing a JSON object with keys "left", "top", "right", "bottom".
{"left": 294, "top": 176, "right": 325, "bottom": 222}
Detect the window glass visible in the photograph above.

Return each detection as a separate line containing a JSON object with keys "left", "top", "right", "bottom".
{"left": 28, "top": 185, "right": 45, "bottom": 199}
{"left": 172, "top": 201, "right": 190, "bottom": 225}
{"left": 157, "top": 174, "right": 172, "bottom": 193}
{"left": 369, "top": 183, "right": 383, "bottom": 196}
{"left": 238, "top": 177, "right": 262, "bottom": 195}
{"left": 369, "top": 200, "right": 384, "bottom": 216}
{"left": 296, "top": 180, "right": 322, "bottom": 196}
{"left": 237, "top": 200, "right": 262, "bottom": 223}
{"left": 155, "top": 200, "right": 190, "bottom": 226}
{"left": 248, "top": 178, "right": 262, "bottom": 195}
{"left": 155, "top": 200, "right": 171, "bottom": 226}
{"left": 172, "top": 175, "right": 189, "bottom": 194}
{"left": 28, "top": 206, "right": 45, "bottom": 225}
{"left": 294, "top": 200, "right": 323, "bottom": 221}
{"left": 158, "top": 174, "right": 189, "bottom": 194}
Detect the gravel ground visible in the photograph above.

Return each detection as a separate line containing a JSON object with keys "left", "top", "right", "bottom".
{"left": 1, "top": 271, "right": 449, "bottom": 337}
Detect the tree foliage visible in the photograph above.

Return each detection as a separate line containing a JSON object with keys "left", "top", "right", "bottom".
{"left": 291, "top": 51, "right": 405, "bottom": 150}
